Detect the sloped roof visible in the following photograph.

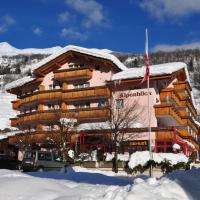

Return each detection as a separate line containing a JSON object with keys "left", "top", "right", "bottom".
{"left": 31, "top": 45, "right": 127, "bottom": 72}
{"left": 5, "top": 76, "right": 35, "bottom": 90}
{"left": 112, "top": 62, "right": 188, "bottom": 81}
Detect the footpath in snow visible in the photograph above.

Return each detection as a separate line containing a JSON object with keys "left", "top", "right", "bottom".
{"left": 0, "top": 166, "right": 200, "bottom": 200}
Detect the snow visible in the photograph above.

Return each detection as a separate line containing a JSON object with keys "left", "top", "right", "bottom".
{"left": 31, "top": 45, "right": 127, "bottom": 72}
{"left": 185, "top": 140, "right": 195, "bottom": 149}
{"left": 112, "top": 62, "right": 187, "bottom": 81}
{"left": 173, "top": 143, "right": 181, "bottom": 150}
{"left": 128, "top": 151, "right": 188, "bottom": 169}
{"left": 105, "top": 153, "right": 130, "bottom": 162}
{"left": 0, "top": 42, "right": 62, "bottom": 56}
{"left": 0, "top": 92, "right": 17, "bottom": 130}
{"left": 5, "top": 76, "right": 34, "bottom": 90}
{"left": 1, "top": 166, "right": 200, "bottom": 200}
{"left": 0, "top": 130, "right": 21, "bottom": 140}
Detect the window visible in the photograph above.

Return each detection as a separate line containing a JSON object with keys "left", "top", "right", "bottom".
{"left": 74, "top": 82, "right": 90, "bottom": 89}
{"left": 75, "top": 102, "right": 90, "bottom": 109}
{"left": 48, "top": 104, "right": 54, "bottom": 110}
{"left": 49, "top": 84, "right": 53, "bottom": 90}
{"left": 45, "top": 153, "right": 52, "bottom": 161}
{"left": 98, "top": 99, "right": 108, "bottom": 107}
{"left": 38, "top": 153, "right": 45, "bottom": 160}
{"left": 116, "top": 99, "right": 124, "bottom": 109}
{"left": 69, "top": 63, "right": 84, "bottom": 69}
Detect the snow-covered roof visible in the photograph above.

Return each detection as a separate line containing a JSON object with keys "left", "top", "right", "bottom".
{"left": 5, "top": 76, "right": 35, "bottom": 90}
{"left": 112, "top": 62, "right": 187, "bottom": 81}
{"left": 112, "top": 62, "right": 197, "bottom": 109}
{"left": 31, "top": 45, "right": 127, "bottom": 72}
{"left": 0, "top": 130, "right": 21, "bottom": 140}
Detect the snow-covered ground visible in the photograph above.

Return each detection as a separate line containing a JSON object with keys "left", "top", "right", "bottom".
{"left": 0, "top": 166, "right": 200, "bottom": 200}
{"left": 0, "top": 92, "right": 17, "bottom": 130}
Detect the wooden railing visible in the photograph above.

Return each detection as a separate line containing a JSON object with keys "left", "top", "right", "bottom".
{"left": 156, "top": 131, "right": 175, "bottom": 140}
{"left": 177, "top": 109, "right": 189, "bottom": 118}
{"left": 12, "top": 90, "right": 62, "bottom": 109}
{"left": 10, "top": 118, "right": 18, "bottom": 127}
{"left": 159, "top": 88, "right": 183, "bottom": 106}
{"left": 63, "top": 86, "right": 110, "bottom": 101}
{"left": 12, "top": 107, "right": 110, "bottom": 126}
{"left": 54, "top": 67, "right": 92, "bottom": 81}
{"left": 155, "top": 130, "right": 184, "bottom": 142}
{"left": 154, "top": 103, "right": 183, "bottom": 125}
{"left": 12, "top": 86, "right": 110, "bottom": 110}
{"left": 173, "top": 81, "right": 192, "bottom": 94}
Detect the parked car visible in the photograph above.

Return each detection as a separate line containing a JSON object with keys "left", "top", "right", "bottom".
{"left": 0, "top": 154, "right": 21, "bottom": 170}
{"left": 22, "top": 150, "right": 68, "bottom": 172}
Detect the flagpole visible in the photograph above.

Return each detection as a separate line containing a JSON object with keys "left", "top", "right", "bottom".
{"left": 145, "top": 29, "right": 153, "bottom": 177}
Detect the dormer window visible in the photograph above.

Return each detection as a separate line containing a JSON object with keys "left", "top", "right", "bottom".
{"left": 69, "top": 63, "right": 85, "bottom": 69}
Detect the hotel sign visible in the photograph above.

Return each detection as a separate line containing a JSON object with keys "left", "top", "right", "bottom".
{"left": 120, "top": 91, "right": 152, "bottom": 98}
{"left": 124, "top": 140, "right": 148, "bottom": 146}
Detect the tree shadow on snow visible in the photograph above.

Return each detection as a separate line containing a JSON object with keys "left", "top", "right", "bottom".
{"left": 26, "top": 166, "right": 144, "bottom": 186}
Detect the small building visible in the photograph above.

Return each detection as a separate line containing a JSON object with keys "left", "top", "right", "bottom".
{"left": 5, "top": 45, "right": 200, "bottom": 159}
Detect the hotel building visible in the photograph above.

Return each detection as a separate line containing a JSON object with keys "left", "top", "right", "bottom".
{"left": 5, "top": 45, "right": 200, "bottom": 158}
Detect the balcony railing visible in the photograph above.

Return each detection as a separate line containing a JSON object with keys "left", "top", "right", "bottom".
{"left": 12, "top": 90, "right": 62, "bottom": 109}
{"left": 10, "top": 118, "right": 18, "bottom": 127}
{"left": 63, "top": 107, "right": 110, "bottom": 120}
{"left": 154, "top": 103, "right": 183, "bottom": 125}
{"left": 159, "top": 88, "right": 183, "bottom": 107}
{"left": 12, "top": 107, "right": 110, "bottom": 126}
{"left": 12, "top": 86, "right": 110, "bottom": 110}
{"left": 54, "top": 67, "right": 92, "bottom": 81}
{"left": 155, "top": 130, "right": 184, "bottom": 142}
{"left": 173, "top": 81, "right": 192, "bottom": 94}
{"left": 63, "top": 86, "right": 110, "bottom": 101}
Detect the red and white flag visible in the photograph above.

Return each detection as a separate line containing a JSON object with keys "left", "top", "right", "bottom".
{"left": 141, "top": 29, "right": 150, "bottom": 83}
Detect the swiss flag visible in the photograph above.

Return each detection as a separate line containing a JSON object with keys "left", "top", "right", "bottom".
{"left": 141, "top": 29, "right": 150, "bottom": 83}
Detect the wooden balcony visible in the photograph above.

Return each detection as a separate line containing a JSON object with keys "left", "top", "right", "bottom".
{"left": 10, "top": 118, "right": 18, "bottom": 127}
{"left": 159, "top": 88, "right": 183, "bottom": 106}
{"left": 154, "top": 103, "right": 183, "bottom": 125}
{"left": 155, "top": 131, "right": 183, "bottom": 142}
{"left": 12, "top": 100, "right": 20, "bottom": 110}
{"left": 63, "top": 86, "right": 110, "bottom": 101}
{"left": 173, "top": 81, "right": 192, "bottom": 94}
{"left": 15, "top": 107, "right": 110, "bottom": 125}
{"left": 176, "top": 109, "right": 189, "bottom": 118}
{"left": 176, "top": 129, "right": 192, "bottom": 138}
{"left": 54, "top": 67, "right": 92, "bottom": 81}
{"left": 12, "top": 90, "right": 62, "bottom": 109}
{"left": 63, "top": 107, "right": 110, "bottom": 120}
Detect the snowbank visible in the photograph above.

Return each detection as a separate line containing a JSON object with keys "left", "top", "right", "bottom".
{"left": 105, "top": 153, "right": 130, "bottom": 162}
{"left": 0, "top": 167, "right": 197, "bottom": 200}
{"left": 128, "top": 151, "right": 188, "bottom": 169}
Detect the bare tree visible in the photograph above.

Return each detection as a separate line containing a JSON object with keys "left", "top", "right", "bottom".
{"left": 107, "top": 94, "right": 144, "bottom": 173}
{"left": 49, "top": 109, "right": 77, "bottom": 162}
{"left": 89, "top": 93, "right": 145, "bottom": 173}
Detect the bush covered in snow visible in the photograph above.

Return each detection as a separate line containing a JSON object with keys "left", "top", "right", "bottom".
{"left": 125, "top": 151, "right": 191, "bottom": 175}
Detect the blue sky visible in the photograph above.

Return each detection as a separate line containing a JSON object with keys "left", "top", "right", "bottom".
{"left": 1, "top": 0, "right": 200, "bottom": 53}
